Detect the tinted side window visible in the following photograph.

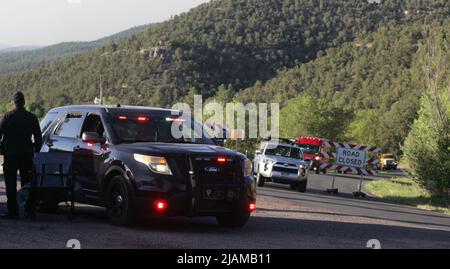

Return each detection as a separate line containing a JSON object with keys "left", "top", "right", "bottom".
{"left": 291, "top": 148, "right": 303, "bottom": 160}
{"left": 54, "top": 112, "right": 84, "bottom": 138}
{"left": 81, "top": 113, "right": 105, "bottom": 138}
{"left": 40, "top": 112, "right": 59, "bottom": 133}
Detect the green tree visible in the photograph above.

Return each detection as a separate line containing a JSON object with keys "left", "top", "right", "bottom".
{"left": 182, "top": 87, "right": 198, "bottom": 107}
{"left": 402, "top": 34, "right": 450, "bottom": 204}
{"left": 26, "top": 102, "right": 45, "bottom": 119}
{"left": 280, "top": 94, "right": 352, "bottom": 141}
{"left": 346, "top": 109, "right": 380, "bottom": 147}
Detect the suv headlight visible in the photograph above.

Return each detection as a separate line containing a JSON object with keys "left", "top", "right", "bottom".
{"left": 243, "top": 158, "right": 252, "bottom": 177}
{"left": 263, "top": 158, "right": 276, "bottom": 165}
{"left": 134, "top": 154, "right": 172, "bottom": 175}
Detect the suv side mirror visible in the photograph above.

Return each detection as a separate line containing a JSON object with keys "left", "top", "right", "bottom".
{"left": 255, "top": 150, "right": 261, "bottom": 155}
{"left": 82, "top": 132, "right": 106, "bottom": 144}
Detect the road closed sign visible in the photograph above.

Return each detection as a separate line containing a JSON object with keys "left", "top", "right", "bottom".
{"left": 336, "top": 148, "right": 366, "bottom": 168}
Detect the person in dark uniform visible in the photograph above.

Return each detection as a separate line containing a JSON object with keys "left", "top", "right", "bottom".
{"left": 0, "top": 92, "right": 42, "bottom": 219}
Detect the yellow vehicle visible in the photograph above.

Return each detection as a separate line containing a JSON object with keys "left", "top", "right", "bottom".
{"left": 378, "top": 154, "right": 398, "bottom": 170}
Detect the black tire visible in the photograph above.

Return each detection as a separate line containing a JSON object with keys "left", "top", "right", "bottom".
{"left": 315, "top": 169, "right": 320, "bottom": 174}
{"left": 290, "top": 184, "right": 296, "bottom": 190}
{"left": 106, "top": 175, "right": 136, "bottom": 226}
{"left": 38, "top": 201, "right": 59, "bottom": 214}
{"left": 216, "top": 212, "right": 250, "bottom": 228}
{"left": 257, "top": 173, "right": 265, "bottom": 187}
{"left": 297, "top": 180, "right": 307, "bottom": 193}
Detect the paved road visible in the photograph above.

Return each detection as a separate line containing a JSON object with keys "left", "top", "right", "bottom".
{"left": 308, "top": 168, "right": 406, "bottom": 192}
{"left": 0, "top": 170, "right": 449, "bottom": 249}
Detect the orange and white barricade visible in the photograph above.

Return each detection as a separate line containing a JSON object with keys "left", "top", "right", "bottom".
{"left": 320, "top": 140, "right": 381, "bottom": 197}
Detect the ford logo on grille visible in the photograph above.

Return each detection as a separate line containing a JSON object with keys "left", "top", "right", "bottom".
{"left": 205, "top": 166, "right": 220, "bottom": 173}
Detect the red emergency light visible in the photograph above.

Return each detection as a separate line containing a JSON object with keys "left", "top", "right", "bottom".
{"left": 166, "top": 117, "right": 186, "bottom": 123}
{"left": 217, "top": 157, "right": 227, "bottom": 163}
{"left": 136, "top": 116, "right": 150, "bottom": 122}
{"left": 297, "top": 137, "right": 323, "bottom": 146}
{"left": 154, "top": 200, "right": 167, "bottom": 212}
{"left": 249, "top": 202, "right": 256, "bottom": 212}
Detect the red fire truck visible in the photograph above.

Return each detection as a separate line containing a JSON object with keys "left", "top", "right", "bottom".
{"left": 295, "top": 137, "right": 327, "bottom": 174}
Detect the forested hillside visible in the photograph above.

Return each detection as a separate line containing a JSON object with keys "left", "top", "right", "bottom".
{"left": 0, "top": 24, "right": 151, "bottom": 74}
{"left": 2, "top": 0, "right": 448, "bottom": 109}
{"left": 238, "top": 22, "right": 449, "bottom": 154}
{"left": 0, "top": 46, "right": 42, "bottom": 53}
{"left": 0, "top": 0, "right": 449, "bottom": 154}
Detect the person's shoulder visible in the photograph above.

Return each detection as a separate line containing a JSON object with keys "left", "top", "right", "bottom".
{"left": 25, "top": 110, "right": 39, "bottom": 119}
{"left": 2, "top": 110, "right": 14, "bottom": 119}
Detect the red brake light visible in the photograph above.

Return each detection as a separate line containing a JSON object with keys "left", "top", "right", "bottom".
{"left": 154, "top": 200, "right": 167, "bottom": 212}
{"left": 87, "top": 142, "right": 94, "bottom": 147}
{"left": 137, "top": 116, "right": 149, "bottom": 122}
{"left": 166, "top": 117, "right": 186, "bottom": 122}
{"left": 217, "top": 157, "right": 227, "bottom": 163}
{"left": 249, "top": 202, "right": 256, "bottom": 212}
{"left": 118, "top": 116, "right": 128, "bottom": 120}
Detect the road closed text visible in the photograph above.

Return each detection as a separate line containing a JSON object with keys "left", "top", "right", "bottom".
{"left": 336, "top": 148, "right": 366, "bottom": 168}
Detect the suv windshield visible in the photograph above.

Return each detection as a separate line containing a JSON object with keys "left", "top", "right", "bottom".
{"left": 265, "top": 145, "right": 303, "bottom": 159}
{"left": 110, "top": 114, "right": 214, "bottom": 145}
{"left": 297, "top": 144, "right": 320, "bottom": 155}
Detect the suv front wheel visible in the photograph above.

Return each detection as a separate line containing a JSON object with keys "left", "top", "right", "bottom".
{"left": 106, "top": 175, "right": 136, "bottom": 226}
{"left": 256, "top": 173, "right": 266, "bottom": 187}
{"left": 290, "top": 181, "right": 307, "bottom": 192}
{"left": 297, "top": 180, "right": 307, "bottom": 192}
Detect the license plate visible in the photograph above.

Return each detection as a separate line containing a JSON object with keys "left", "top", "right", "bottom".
{"left": 203, "top": 189, "right": 225, "bottom": 200}
{"left": 281, "top": 172, "right": 291, "bottom": 176}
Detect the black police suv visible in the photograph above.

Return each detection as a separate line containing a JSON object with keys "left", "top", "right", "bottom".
{"left": 39, "top": 105, "right": 256, "bottom": 227}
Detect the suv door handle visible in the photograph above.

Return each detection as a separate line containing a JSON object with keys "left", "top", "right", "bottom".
{"left": 46, "top": 141, "right": 53, "bottom": 147}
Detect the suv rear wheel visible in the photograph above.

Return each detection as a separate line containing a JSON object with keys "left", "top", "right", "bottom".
{"left": 216, "top": 212, "right": 250, "bottom": 228}
{"left": 106, "top": 175, "right": 136, "bottom": 226}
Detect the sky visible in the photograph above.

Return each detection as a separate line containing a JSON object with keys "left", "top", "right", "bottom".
{"left": 0, "top": 0, "right": 210, "bottom": 47}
